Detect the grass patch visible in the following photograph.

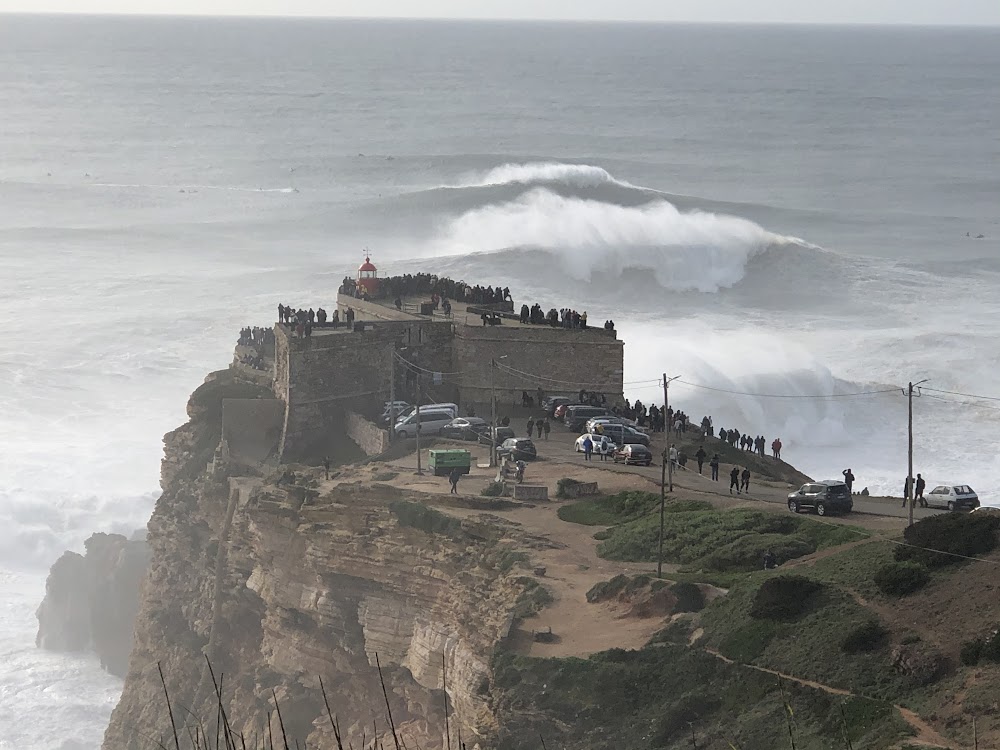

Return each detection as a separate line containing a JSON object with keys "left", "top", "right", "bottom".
{"left": 595, "top": 506, "right": 857, "bottom": 572}
{"left": 875, "top": 561, "right": 931, "bottom": 596}
{"left": 489, "top": 645, "right": 906, "bottom": 750}
{"left": 558, "top": 492, "right": 710, "bottom": 526}
{"left": 388, "top": 500, "right": 463, "bottom": 537}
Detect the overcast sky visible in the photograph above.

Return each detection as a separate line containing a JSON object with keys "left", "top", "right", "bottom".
{"left": 2, "top": 0, "right": 999, "bottom": 25}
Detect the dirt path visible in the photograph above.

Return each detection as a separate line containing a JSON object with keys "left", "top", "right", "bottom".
{"left": 703, "top": 648, "right": 959, "bottom": 749}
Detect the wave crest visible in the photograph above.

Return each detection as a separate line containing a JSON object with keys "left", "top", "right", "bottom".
{"left": 436, "top": 187, "right": 797, "bottom": 293}
{"left": 461, "top": 161, "right": 631, "bottom": 189}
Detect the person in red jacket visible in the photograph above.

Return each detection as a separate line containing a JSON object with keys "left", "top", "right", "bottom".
{"left": 771, "top": 438, "right": 782, "bottom": 460}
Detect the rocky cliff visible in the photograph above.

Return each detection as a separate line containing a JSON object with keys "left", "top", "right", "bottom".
{"left": 36, "top": 531, "right": 150, "bottom": 677}
{"left": 102, "top": 369, "right": 533, "bottom": 750}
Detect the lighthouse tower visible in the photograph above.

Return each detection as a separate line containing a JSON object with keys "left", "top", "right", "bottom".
{"left": 357, "top": 255, "right": 379, "bottom": 297}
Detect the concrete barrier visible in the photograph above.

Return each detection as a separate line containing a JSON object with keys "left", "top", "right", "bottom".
{"left": 512, "top": 484, "right": 549, "bottom": 501}
{"left": 559, "top": 480, "right": 599, "bottom": 498}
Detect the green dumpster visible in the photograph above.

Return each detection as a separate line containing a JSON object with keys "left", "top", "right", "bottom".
{"left": 428, "top": 449, "right": 471, "bottom": 477}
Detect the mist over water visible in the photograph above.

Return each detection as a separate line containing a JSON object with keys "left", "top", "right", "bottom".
{"left": 2, "top": 15, "right": 999, "bottom": 749}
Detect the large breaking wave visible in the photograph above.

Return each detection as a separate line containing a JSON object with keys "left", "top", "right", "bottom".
{"left": 430, "top": 163, "right": 805, "bottom": 292}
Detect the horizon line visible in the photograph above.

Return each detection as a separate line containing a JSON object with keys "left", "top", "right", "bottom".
{"left": 1, "top": 11, "right": 998, "bottom": 28}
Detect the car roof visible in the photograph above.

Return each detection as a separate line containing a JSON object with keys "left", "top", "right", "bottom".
{"left": 816, "top": 480, "right": 848, "bottom": 486}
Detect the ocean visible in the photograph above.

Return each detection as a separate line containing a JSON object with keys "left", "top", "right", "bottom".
{"left": 1, "top": 15, "right": 998, "bottom": 748}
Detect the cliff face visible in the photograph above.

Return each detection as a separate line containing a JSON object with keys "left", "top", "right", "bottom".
{"left": 102, "top": 370, "right": 527, "bottom": 750}
{"left": 36, "top": 532, "right": 150, "bottom": 677}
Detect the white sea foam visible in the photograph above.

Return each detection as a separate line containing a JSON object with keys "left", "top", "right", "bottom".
{"left": 459, "top": 161, "right": 634, "bottom": 189}
{"left": 435, "top": 187, "right": 796, "bottom": 292}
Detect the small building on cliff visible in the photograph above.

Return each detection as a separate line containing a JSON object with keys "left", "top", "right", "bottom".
{"left": 271, "top": 287, "right": 625, "bottom": 459}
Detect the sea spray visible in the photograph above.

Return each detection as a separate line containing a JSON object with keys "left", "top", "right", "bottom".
{"left": 436, "top": 187, "right": 795, "bottom": 292}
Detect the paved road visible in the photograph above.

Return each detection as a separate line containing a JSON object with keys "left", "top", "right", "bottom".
{"left": 533, "top": 425, "right": 944, "bottom": 522}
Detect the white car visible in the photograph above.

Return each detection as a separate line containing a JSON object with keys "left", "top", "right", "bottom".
{"left": 585, "top": 416, "right": 640, "bottom": 433}
{"left": 924, "top": 484, "right": 980, "bottom": 512}
{"left": 380, "top": 401, "right": 411, "bottom": 422}
{"left": 574, "top": 433, "right": 618, "bottom": 454}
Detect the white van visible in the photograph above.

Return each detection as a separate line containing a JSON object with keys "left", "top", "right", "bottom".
{"left": 394, "top": 408, "right": 457, "bottom": 439}
{"left": 397, "top": 402, "right": 458, "bottom": 421}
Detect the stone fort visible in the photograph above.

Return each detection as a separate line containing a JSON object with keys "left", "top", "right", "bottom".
{"left": 228, "top": 263, "right": 625, "bottom": 463}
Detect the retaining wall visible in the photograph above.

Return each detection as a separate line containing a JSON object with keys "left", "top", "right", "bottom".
{"left": 345, "top": 412, "right": 391, "bottom": 456}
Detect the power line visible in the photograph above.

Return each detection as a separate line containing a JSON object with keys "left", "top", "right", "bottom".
{"left": 922, "top": 386, "right": 1000, "bottom": 403}
{"left": 674, "top": 380, "right": 901, "bottom": 400}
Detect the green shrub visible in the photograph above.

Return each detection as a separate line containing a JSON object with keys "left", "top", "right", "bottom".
{"left": 841, "top": 620, "right": 890, "bottom": 654}
{"left": 481, "top": 481, "right": 504, "bottom": 497}
{"left": 719, "top": 620, "right": 782, "bottom": 661}
{"left": 512, "top": 577, "right": 554, "bottom": 620}
{"left": 750, "top": 575, "right": 823, "bottom": 621}
{"left": 555, "top": 477, "right": 584, "bottom": 498}
{"left": 671, "top": 582, "right": 706, "bottom": 613}
{"left": 389, "top": 501, "right": 463, "bottom": 537}
{"left": 874, "top": 561, "right": 930, "bottom": 596}
{"left": 960, "top": 639, "right": 984, "bottom": 666}
{"left": 647, "top": 618, "right": 693, "bottom": 646}
{"left": 895, "top": 512, "right": 1000, "bottom": 568}
{"left": 652, "top": 692, "right": 721, "bottom": 745}
{"left": 697, "top": 533, "right": 815, "bottom": 573}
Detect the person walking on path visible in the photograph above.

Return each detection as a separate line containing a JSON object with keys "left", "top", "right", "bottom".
{"left": 536, "top": 420, "right": 543, "bottom": 439}
{"left": 695, "top": 446, "right": 707, "bottom": 475}
{"left": 448, "top": 466, "right": 462, "bottom": 494}
{"left": 582, "top": 435, "right": 594, "bottom": 462}
{"left": 915, "top": 473, "right": 927, "bottom": 507}
{"left": 729, "top": 466, "right": 741, "bottom": 494}
{"left": 901, "top": 476, "right": 912, "bottom": 507}
{"left": 599, "top": 436, "right": 611, "bottom": 461}
{"left": 669, "top": 445, "right": 678, "bottom": 469}
{"left": 842, "top": 468, "right": 855, "bottom": 494}
{"left": 526, "top": 417, "right": 535, "bottom": 438}
{"left": 543, "top": 418, "right": 551, "bottom": 440}
{"left": 710, "top": 454, "right": 720, "bottom": 481}
{"left": 323, "top": 456, "right": 330, "bottom": 480}
{"left": 740, "top": 467, "right": 751, "bottom": 493}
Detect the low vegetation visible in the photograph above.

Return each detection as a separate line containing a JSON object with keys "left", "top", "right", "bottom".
{"left": 841, "top": 620, "right": 891, "bottom": 654}
{"left": 894, "top": 511, "right": 999, "bottom": 568}
{"left": 564, "top": 493, "right": 860, "bottom": 572}
{"left": 481, "top": 480, "right": 505, "bottom": 497}
{"left": 749, "top": 575, "right": 824, "bottom": 620}
{"left": 874, "top": 561, "right": 930, "bottom": 596}
{"left": 388, "top": 500, "right": 463, "bottom": 537}
{"left": 512, "top": 577, "right": 554, "bottom": 621}
{"left": 959, "top": 628, "right": 1000, "bottom": 666}
{"left": 489, "top": 645, "right": 906, "bottom": 750}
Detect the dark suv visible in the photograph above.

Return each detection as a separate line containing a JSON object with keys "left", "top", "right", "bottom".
{"left": 564, "top": 405, "right": 609, "bottom": 431}
{"left": 787, "top": 480, "right": 853, "bottom": 516}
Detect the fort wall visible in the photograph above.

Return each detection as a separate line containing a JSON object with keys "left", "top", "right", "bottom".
{"left": 452, "top": 325, "right": 624, "bottom": 412}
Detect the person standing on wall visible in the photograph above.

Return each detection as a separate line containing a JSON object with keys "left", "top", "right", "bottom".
{"left": 842, "top": 468, "right": 855, "bottom": 495}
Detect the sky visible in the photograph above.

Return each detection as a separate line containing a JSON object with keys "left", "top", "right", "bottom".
{"left": 1, "top": 0, "right": 999, "bottom": 25}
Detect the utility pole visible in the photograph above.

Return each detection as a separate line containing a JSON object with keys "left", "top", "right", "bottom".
{"left": 906, "top": 379, "right": 928, "bottom": 527}
{"left": 389, "top": 352, "right": 396, "bottom": 443}
{"left": 489, "top": 359, "right": 497, "bottom": 468}
{"left": 415, "top": 401, "right": 423, "bottom": 475}
{"left": 658, "top": 454, "right": 666, "bottom": 578}
{"left": 663, "top": 374, "right": 681, "bottom": 492}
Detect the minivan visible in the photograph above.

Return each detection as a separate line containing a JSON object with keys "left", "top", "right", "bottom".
{"left": 394, "top": 409, "right": 456, "bottom": 439}
{"left": 397, "top": 402, "right": 458, "bottom": 421}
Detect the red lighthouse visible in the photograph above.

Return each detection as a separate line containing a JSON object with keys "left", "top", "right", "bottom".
{"left": 357, "top": 255, "right": 379, "bottom": 297}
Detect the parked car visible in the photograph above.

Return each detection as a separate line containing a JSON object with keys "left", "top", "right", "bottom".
{"left": 787, "top": 480, "right": 853, "bottom": 516}
{"left": 563, "top": 405, "right": 610, "bottom": 431}
{"left": 597, "top": 423, "right": 651, "bottom": 447}
{"left": 574, "top": 433, "right": 619, "bottom": 453}
{"left": 971, "top": 505, "right": 1000, "bottom": 514}
{"left": 554, "top": 403, "right": 581, "bottom": 419}
{"left": 439, "top": 417, "right": 488, "bottom": 440}
{"left": 480, "top": 426, "right": 516, "bottom": 447}
{"left": 394, "top": 408, "right": 456, "bottom": 439}
{"left": 380, "top": 401, "right": 412, "bottom": 424}
{"left": 612, "top": 443, "right": 653, "bottom": 466}
{"left": 585, "top": 416, "right": 640, "bottom": 433}
{"left": 498, "top": 437, "right": 538, "bottom": 461}
{"left": 543, "top": 395, "right": 574, "bottom": 416}
{"left": 397, "top": 402, "right": 458, "bottom": 421}
{"left": 925, "top": 484, "right": 980, "bottom": 512}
